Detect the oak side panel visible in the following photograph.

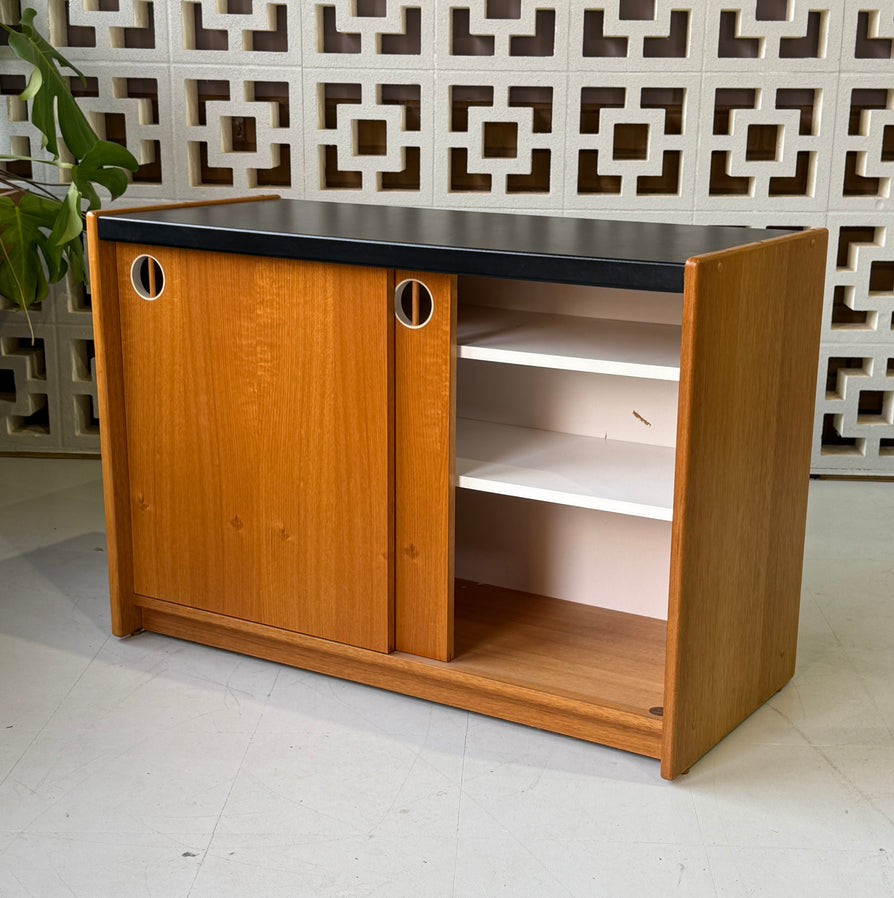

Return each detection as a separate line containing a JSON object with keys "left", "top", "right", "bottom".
{"left": 662, "top": 229, "right": 828, "bottom": 779}
{"left": 85, "top": 217, "right": 141, "bottom": 635}
{"left": 394, "top": 270, "right": 457, "bottom": 660}
{"left": 116, "top": 245, "right": 393, "bottom": 652}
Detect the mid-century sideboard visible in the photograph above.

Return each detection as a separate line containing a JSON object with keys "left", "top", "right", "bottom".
{"left": 87, "top": 197, "right": 827, "bottom": 779}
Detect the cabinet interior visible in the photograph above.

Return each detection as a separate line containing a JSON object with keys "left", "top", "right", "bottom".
{"left": 453, "top": 275, "right": 682, "bottom": 620}
{"left": 444, "top": 275, "right": 685, "bottom": 717}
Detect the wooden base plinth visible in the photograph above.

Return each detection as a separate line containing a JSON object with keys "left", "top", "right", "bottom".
{"left": 136, "top": 580, "right": 665, "bottom": 764}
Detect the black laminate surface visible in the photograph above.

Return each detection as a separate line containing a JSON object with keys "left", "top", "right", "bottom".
{"left": 98, "top": 199, "right": 795, "bottom": 293}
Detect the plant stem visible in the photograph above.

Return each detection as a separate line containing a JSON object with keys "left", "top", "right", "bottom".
{"left": 23, "top": 303, "right": 34, "bottom": 343}
{"left": 0, "top": 231, "right": 36, "bottom": 341}
{"left": 0, "top": 168, "right": 61, "bottom": 200}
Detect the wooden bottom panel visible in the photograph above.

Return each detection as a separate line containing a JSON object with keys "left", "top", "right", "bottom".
{"left": 136, "top": 582, "right": 665, "bottom": 763}
{"left": 452, "top": 581, "right": 666, "bottom": 717}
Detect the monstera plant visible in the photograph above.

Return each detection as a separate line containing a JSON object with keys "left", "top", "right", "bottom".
{"left": 0, "top": 8, "right": 138, "bottom": 326}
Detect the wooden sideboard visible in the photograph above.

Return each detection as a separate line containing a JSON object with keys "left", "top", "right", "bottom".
{"left": 87, "top": 197, "right": 827, "bottom": 779}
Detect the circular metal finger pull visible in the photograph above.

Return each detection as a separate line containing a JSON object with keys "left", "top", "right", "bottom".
{"left": 130, "top": 254, "right": 165, "bottom": 300}
{"left": 394, "top": 279, "right": 433, "bottom": 329}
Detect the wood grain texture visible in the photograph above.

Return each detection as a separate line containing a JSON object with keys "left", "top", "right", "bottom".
{"left": 394, "top": 271, "right": 457, "bottom": 661}
{"left": 87, "top": 197, "right": 278, "bottom": 636}
{"left": 661, "top": 228, "right": 828, "bottom": 779}
{"left": 452, "top": 581, "right": 665, "bottom": 721}
{"left": 96, "top": 195, "right": 280, "bottom": 219}
{"left": 117, "top": 244, "right": 393, "bottom": 652}
{"left": 85, "top": 216, "right": 141, "bottom": 635}
{"left": 137, "top": 585, "right": 664, "bottom": 759}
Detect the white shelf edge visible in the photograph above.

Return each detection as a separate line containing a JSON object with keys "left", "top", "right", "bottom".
{"left": 455, "top": 419, "right": 676, "bottom": 522}
{"left": 457, "top": 345, "right": 681, "bottom": 381}
{"left": 457, "top": 306, "right": 682, "bottom": 382}
{"left": 456, "top": 471, "right": 674, "bottom": 521}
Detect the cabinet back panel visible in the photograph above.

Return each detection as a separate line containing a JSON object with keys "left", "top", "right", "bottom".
{"left": 455, "top": 491, "right": 671, "bottom": 620}
{"left": 458, "top": 276, "right": 683, "bottom": 325}
{"left": 459, "top": 359, "right": 679, "bottom": 448}
{"left": 116, "top": 244, "right": 394, "bottom": 652}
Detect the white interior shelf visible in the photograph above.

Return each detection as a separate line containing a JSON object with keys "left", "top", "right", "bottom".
{"left": 456, "top": 418, "right": 676, "bottom": 520}
{"left": 457, "top": 305, "right": 682, "bottom": 381}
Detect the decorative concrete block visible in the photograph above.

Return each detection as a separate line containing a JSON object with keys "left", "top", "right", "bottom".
{"left": 0, "top": 0, "right": 891, "bottom": 470}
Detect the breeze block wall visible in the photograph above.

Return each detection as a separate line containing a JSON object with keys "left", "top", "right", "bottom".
{"left": 1, "top": 0, "right": 892, "bottom": 472}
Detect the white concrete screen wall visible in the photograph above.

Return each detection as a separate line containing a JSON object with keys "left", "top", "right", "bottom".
{"left": 0, "top": 0, "right": 892, "bottom": 472}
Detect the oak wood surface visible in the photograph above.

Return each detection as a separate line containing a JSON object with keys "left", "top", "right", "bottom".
{"left": 452, "top": 581, "right": 665, "bottom": 717}
{"left": 85, "top": 216, "right": 142, "bottom": 635}
{"left": 116, "top": 244, "right": 394, "bottom": 651}
{"left": 394, "top": 271, "right": 457, "bottom": 661}
{"left": 136, "top": 583, "right": 664, "bottom": 759}
{"left": 662, "top": 228, "right": 828, "bottom": 779}
{"left": 96, "top": 195, "right": 280, "bottom": 218}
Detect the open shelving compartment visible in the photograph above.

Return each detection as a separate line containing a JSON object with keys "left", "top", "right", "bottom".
{"left": 389, "top": 226, "right": 828, "bottom": 779}
{"left": 446, "top": 276, "right": 683, "bottom": 761}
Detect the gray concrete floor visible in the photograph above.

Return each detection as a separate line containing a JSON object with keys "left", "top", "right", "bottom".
{"left": 1, "top": 457, "right": 893, "bottom": 897}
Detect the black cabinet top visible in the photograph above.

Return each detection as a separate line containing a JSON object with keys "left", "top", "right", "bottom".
{"left": 97, "top": 198, "right": 793, "bottom": 293}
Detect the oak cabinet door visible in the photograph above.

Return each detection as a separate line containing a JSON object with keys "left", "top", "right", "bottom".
{"left": 393, "top": 271, "right": 456, "bottom": 662}
{"left": 117, "top": 245, "right": 393, "bottom": 652}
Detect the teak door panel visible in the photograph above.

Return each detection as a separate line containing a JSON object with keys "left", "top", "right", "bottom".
{"left": 116, "top": 245, "right": 394, "bottom": 652}
{"left": 393, "top": 270, "right": 456, "bottom": 661}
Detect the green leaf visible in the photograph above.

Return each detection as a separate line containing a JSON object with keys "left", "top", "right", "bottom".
{"left": 19, "top": 67, "right": 42, "bottom": 102}
{"left": 71, "top": 139, "right": 139, "bottom": 210}
{"left": 17, "top": 9, "right": 87, "bottom": 82}
{"left": 0, "top": 10, "right": 137, "bottom": 313}
{"left": 49, "top": 183, "right": 83, "bottom": 246}
{"left": 6, "top": 9, "right": 97, "bottom": 160}
{"left": 64, "top": 228, "right": 86, "bottom": 288}
{"left": 0, "top": 192, "right": 66, "bottom": 309}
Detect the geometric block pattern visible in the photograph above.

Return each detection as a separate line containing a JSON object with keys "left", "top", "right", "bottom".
{"left": 568, "top": 0, "right": 704, "bottom": 71}
{"left": 565, "top": 73, "right": 698, "bottom": 212}
{"left": 440, "top": 0, "right": 569, "bottom": 71}
{"left": 305, "top": 70, "right": 433, "bottom": 202}
{"left": 183, "top": 71, "right": 300, "bottom": 193}
{"left": 434, "top": 73, "right": 565, "bottom": 208}
{"left": 0, "top": 277, "right": 99, "bottom": 455}
{"left": 698, "top": 74, "right": 833, "bottom": 211}
{"left": 303, "top": 0, "right": 432, "bottom": 69}
{"left": 815, "top": 213, "right": 894, "bottom": 468}
{"left": 704, "top": 0, "right": 837, "bottom": 71}
{"left": 814, "top": 346, "right": 894, "bottom": 469}
{"left": 830, "top": 77, "right": 894, "bottom": 212}
{"left": 62, "top": 0, "right": 165, "bottom": 61}
{"left": 824, "top": 217, "right": 894, "bottom": 340}
{"left": 843, "top": 0, "right": 894, "bottom": 71}
{"left": 171, "top": 1, "right": 301, "bottom": 66}
{"left": 0, "top": 0, "right": 891, "bottom": 471}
